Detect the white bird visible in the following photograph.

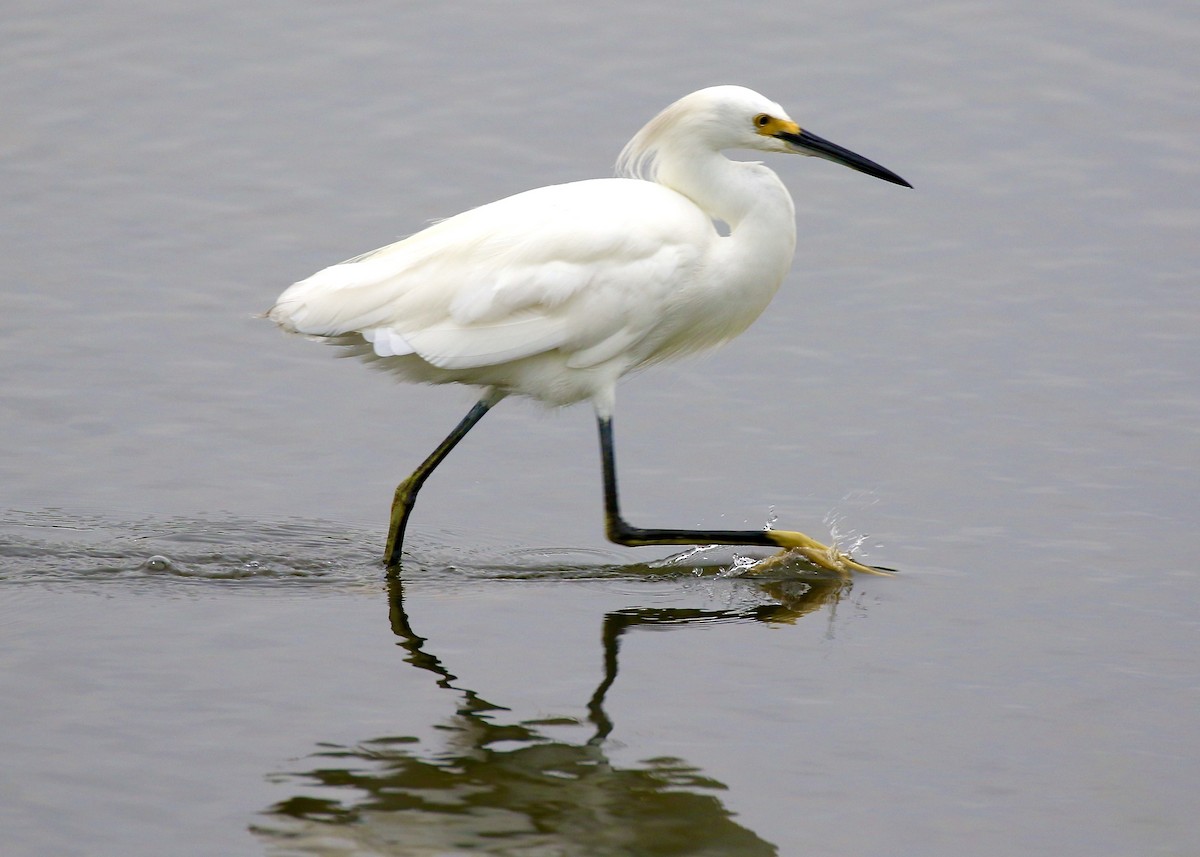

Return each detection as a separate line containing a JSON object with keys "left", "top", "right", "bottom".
{"left": 268, "top": 85, "right": 910, "bottom": 573}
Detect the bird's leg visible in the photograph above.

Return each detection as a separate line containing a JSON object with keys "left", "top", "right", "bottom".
{"left": 596, "top": 414, "right": 888, "bottom": 575}
{"left": 385, "top": 393, "right": 502, "bottom": 569}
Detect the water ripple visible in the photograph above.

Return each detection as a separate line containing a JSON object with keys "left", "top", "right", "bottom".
{"left": 0, "top": 509, "right": 856, "bottom": 593}
{"left": 0, "top": 509, "right": 377, "bottom": 589}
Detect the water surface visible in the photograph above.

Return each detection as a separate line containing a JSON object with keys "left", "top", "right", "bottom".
{"left": 2, "top": 1, "right": 1198, "bottom": 854}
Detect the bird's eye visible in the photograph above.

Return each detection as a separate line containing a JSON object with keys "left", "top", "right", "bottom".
{"left": 754, "top": 114, "right": 772, "bottom": 128}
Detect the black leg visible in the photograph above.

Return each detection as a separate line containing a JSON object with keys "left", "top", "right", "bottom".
{"left": 385, "top": 395, "right": 500, "bottom": 568}
{"left": 596, "top": 413, "right": 884, "bottom": 574}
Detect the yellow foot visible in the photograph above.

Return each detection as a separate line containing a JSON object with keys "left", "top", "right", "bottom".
{"left": 763, "top": 529, "right": 893, "bottom": 576}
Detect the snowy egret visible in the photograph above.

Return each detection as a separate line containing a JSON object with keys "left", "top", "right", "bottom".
{"left": 269, "top": 85, "right": 910, "bottom": 573}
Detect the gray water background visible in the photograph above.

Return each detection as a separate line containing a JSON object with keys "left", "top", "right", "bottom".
{"left": 2, "top": 1, "right": 1198, "bottom": 855}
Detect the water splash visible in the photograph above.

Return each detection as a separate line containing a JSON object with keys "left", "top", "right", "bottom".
{"left": 823, "top": 490, "right": 884, "bottom": 562}
{"left": 726, "top": 553, "right": 763, "bottom": 576}
{"left": 653, "top": 544, "right": 722, "bottom": 575}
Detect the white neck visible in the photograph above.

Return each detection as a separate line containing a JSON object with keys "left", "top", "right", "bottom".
{"left": 658, "top": 147, "right": 798, "bottom": 312}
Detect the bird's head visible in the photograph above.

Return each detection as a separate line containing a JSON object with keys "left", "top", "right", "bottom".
{"left": 619, "top": 85, "right": 911, "bottom": 189}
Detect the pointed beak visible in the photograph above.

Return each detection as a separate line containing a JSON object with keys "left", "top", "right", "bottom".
{"left": 777, "top": 127, "right": 912, "bottom": 188}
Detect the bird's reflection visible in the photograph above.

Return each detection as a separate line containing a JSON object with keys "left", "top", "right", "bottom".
{"left": 254, "top": 564, "right": 850, "bottom": 855}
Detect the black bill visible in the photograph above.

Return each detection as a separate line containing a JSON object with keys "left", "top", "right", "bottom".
{"left": 778, "top": 128, "right": 912, "bottom": 188}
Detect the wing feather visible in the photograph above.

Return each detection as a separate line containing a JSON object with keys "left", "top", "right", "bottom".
{"left": 268, "top": 178, "right": 714, "bottom": 371}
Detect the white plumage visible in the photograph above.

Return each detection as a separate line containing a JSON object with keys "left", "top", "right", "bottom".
{"left": 268, "top": 85, "right": 910, "bottom": 572}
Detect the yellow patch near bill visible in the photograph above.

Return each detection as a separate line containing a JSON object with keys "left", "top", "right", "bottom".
{"left": 753, "top": 114, "right": 801, "bottom": 137}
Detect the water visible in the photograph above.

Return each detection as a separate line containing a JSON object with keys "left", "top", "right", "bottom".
{"left": 3, "top": 1, "right": 1198, "bottom": 854}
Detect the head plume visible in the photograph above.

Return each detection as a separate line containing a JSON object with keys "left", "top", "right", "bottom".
{"left": 616, "top": 86, "right": 789, "bottom": 181}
